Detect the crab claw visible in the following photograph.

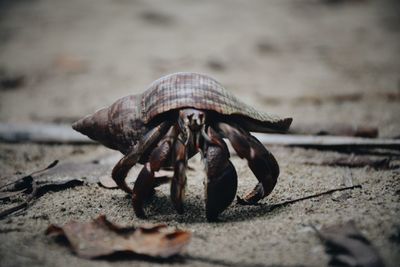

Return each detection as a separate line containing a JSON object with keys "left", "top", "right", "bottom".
{"left": 171, "top": 162, "right": 186, "bottom": 214}
{"left": 217, "top": 122, "right": 279, "bottom": 205}
{"left": 204, "top": 127, "right": 238, "bottom": 221}
{"left": 205, "top": 161, "right": 237, "bottom": 221}
{"left": 170, "top": 139, "right": 187, "bottom": 214}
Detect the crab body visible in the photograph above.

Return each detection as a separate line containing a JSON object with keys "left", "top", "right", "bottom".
{"left": 73, "top": 72, "right": 292, "bottom": 221}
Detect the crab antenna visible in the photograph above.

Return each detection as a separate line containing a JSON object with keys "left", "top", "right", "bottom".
{"left": 201, "top": 125, "right": 213, "bottom": 144}
{"left": 184, "top": 125, "right": 191, "bottom": 146}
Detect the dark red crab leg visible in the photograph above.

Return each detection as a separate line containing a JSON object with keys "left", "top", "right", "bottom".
{"left": 112, "top": 121, "right": 171, "bottom": 194}
{"left": 131, "top": 126, "right": 176, "bottom": 218}
{"left": 203, "top": 126, "right": 237, "bottom": 221}
{"left": 170, "top": 139, "right": 187, "bottom": 214}
{"left": 217, "top": 122, "right": 279, "bottom": 205}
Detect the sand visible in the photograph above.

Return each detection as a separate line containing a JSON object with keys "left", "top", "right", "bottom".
{"left": 0, "top": 0, "right": 399, "bottom": 266}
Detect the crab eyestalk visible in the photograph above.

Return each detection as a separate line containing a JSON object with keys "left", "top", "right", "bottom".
{"left": 201, "top": 125, "right": 212, "bottom": 144}
{"left": 178, "top": 108, "right": 207, "bottom": 148}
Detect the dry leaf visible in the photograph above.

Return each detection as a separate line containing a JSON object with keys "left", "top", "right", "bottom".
{"left": 46, "top": 215, "right": 191, "bottom": 259}
{"left": 98, "top": 176, "right": 118, "bottom": 189}
{"left": 314, "top": 221, "right": 385, "bottom": 267}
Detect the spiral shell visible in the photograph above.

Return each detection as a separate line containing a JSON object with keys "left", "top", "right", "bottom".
{"left": 73, "top": 72, "right": 292, "bottom": 154}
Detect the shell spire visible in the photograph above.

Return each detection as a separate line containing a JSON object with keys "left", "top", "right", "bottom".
{"left": 72, "top": 107, "right": 114, "bottom": 148}
{"left": 72, "top": 95, "right": 144, "bottom": 154}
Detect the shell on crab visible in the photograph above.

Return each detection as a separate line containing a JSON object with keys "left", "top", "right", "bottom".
{"left": 72, "top": 72, "right": 292, "bottom": 154}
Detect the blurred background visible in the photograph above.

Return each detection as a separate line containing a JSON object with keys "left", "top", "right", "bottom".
{"left": 0, "top": 0, "right": 399, "bottom": 137}
{"left": 1, "top": 1, "right": 400, "bottom": 267}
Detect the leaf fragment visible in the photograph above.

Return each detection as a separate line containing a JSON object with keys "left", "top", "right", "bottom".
{"left": 46, "top": 215, "right": 191, "bottom": 259}
{"left": 98, "top": 176, "right": 118, "bottom": 189}
{"left": 313, "top": 221, "right": 385, "bottom": 267}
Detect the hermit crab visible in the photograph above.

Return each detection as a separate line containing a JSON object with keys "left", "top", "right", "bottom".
{"left": 73, "top": 72, "right": 292, "bottom": 221}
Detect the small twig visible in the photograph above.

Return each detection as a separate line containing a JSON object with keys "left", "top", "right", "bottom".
{"left": 267, "top": 185, "right": 362, "bottom": 211}
{"left": 30, "top": 160, "right": 59, "bottom": 176}
{"left": 238, "top": 184, "right": 362, "bottom": 207}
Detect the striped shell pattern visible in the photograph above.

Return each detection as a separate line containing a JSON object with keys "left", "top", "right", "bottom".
{"left": 73, "top": 72, "right": 292, "bottom": 154}
{"left": 141, "top": 72, "right": 285, "bottom": 124}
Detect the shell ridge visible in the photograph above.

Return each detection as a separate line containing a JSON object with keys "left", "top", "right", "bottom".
{"left": 140, "top": 72, "right": 290, "bottom": 131}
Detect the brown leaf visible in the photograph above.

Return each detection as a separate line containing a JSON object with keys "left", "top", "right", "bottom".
{"left": 46, "top": 215, "right": 191, "bottom": 259}
{"left": 314, "top": 221, "right": 385, "bottom": 267}
{"left": 98, "top": 176, "right": 117, "bottom": 189}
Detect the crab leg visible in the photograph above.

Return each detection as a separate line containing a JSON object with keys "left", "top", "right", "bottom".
{"left": 131, "top": 126, "right": 176, "bottom": 218}
{"left": 217, "top": 122, "right": 279, "bottom": 205}
{"left": 170, "top": 139, "right": 187, "bottom": 214}
{"left": 111, "top": 121, "right": 171, "bottom": 194}
{"left": 203, "top": 126, "right": 238, "bottom": 221}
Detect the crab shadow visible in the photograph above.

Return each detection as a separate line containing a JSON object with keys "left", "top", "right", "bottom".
{"left": 143, "top": 193, "right": 290, "bottom": 224}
